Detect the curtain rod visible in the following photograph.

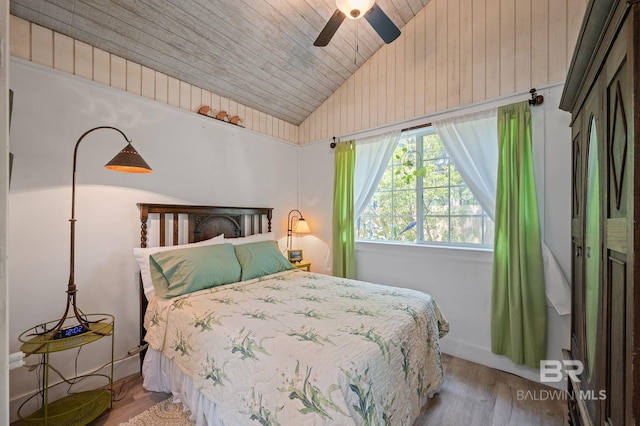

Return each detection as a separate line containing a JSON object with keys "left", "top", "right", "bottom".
{"left": 330, "top": 87, "right": 544, "bottom": 148}
{"left": 330, "top": 122, "right": 432, "bottom": 148}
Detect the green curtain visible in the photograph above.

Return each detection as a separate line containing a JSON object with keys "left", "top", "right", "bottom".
{"left": 333, "top": 141, "right": 356, "bottom": 279}
{"left": 491, "top": 101, "right": 547, "bottom": 368}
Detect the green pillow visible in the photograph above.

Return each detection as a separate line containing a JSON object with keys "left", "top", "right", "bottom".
{"left": 234, "top": 240, "right": 294, "bottom": 281}
{"left": 149, "top": 243, "right": 241, "bottom": 298}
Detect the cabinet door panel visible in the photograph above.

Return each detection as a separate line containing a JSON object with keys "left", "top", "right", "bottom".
{"left": 605, "top": 254, "right": 626, "bottom": 425}
{"left": 604, "top": 36, "right": 631, "bottom": 425}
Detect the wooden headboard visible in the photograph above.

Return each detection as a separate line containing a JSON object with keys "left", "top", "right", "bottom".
{"left": 138, "top": 203, "right": 273, "bottom": 248}
{"left": 136, "top": 203, "right": 273, "bottom": 365}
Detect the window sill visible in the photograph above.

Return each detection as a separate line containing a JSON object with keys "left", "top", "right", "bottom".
{"left": 356, "top": 239, "right": 493, "bottom": 252}
{"left": 355, "top": 240, "right": 494, "bottom": 264}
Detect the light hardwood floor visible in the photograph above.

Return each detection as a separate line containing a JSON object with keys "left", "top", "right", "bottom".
{"left": 415, "top": 355, "right": 568, "bottom": 425}
{"left": 65, "top": 354, "right": 567, "bottom": 425}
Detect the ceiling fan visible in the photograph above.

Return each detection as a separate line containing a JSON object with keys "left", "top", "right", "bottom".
{"left": 314, "top": 0, "right": 401, "bottom": 47}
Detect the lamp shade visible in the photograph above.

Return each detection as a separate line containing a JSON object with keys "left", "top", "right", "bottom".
{"left": 293, "top": 218, "right": 311, "bottom": 234}
{"left": 104, "top": 142, "right": 153, "bottom": 173}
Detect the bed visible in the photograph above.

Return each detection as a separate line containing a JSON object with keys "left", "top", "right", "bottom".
{"left": 135, "top": 203, "right": 449, "bottom": 425}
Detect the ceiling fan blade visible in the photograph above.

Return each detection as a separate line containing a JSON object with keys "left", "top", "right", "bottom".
{"left": 364, "top": 4, "right": 401, "bottom": 44}
{"left": 314, "top": 9, "right": 346, "bottom": 46}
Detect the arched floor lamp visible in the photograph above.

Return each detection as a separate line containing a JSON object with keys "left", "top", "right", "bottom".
{"left": 47, "top": 126, "right": 152, "bottom": 337}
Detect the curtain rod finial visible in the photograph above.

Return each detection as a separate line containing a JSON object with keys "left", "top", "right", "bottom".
{"left": 330, "top": 136, "right": 337, "bottom": 148}
{"left": 529, "top": 88, "right": 544, "bottom": 106}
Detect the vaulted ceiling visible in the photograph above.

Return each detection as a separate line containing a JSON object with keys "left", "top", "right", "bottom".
{"left": 10, "top": 0, "right": 431, "bottom": 125}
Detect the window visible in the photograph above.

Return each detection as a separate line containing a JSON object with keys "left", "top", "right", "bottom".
{"left": 356, "top": 126, "right": 494, "bottom": 247}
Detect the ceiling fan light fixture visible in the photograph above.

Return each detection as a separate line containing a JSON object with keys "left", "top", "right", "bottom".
{"left": 336, "top": 0, "right": 375, "bottom": 19}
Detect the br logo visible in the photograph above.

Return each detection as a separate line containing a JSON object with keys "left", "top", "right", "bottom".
{"left": 540, "top": 360, "right": 583, "bottom": 383}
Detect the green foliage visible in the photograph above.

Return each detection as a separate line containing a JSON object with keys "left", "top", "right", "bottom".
{"left": 278, "top": 361, "right": 345, "bottom": 419}
{"left": 173, "top": 330, "right": 194, "bottom": 356}
{"left": 344, "top": 324, "right": 390, "bottom": 361}
{"left": 293, "top": 308, "right": 329, "bottom": 319}
{"left": 286, "top": 326, "right": 334, "bottom": 345}
{"left": 242, "top": 309, "right": 276, "bottom": 321}
{"left": 343, "top": 366, "right": 377, "bottom": 426}
{"left": 242, "top": 388, "right": 282, "bottom": 426}
{"left": 200, "top": 354, "right": 228, "bottom": 386}
{"left": 400, "top": 344, "right": 410, "bottom": 381}
{"left": 226, "top": 327, "right": 272, "bottom": 360}
{"left": 394, "top": 147, "right": 427, "bottom": 185}
{"left": 149, "top": 310, "right": 163, "bottom": 327}
{"left": 257, "top": 296, "right": 283, "bottom": 304}
{"left": 192, "top": 310, "right": 224, "bottom": 331}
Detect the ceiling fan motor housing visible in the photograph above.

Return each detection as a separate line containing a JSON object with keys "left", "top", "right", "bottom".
{"left": 315, "top": 0, "right": 399, "bottom": 46}
{"left": 336, "top": 0, "right": 375, "bottom": 19}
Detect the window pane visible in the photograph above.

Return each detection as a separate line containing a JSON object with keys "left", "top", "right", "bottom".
{"left": 422, "top": 134, "right": 446, "bottom": 160}
{"left": 423, "top": 187, "right": 449, "bottom": 216}
{"left": 484, "top": 217, "right": 495, "bottom": 245}
{"left": 393, "top": 137, "right": 420, "bottom": 189}
{"left": 392, "top": 189, "right": 416, "bottom": 216}
{"left": 397, "top": 136, "right": 417, "bottom": 154}
{"left": 449, "top": 162, "right": 465, "bottom": 186}
{"left": 450, "top": 216, "right": 486, "bottom": 244}
{"left": 357, "top": 214, "right": 392, "bottom": 240}
{"left": 359, "top": 193, "right": 391, "bottom": 240}
{"left": 392, "top": 168, "right": 417, "bottom": 191}
{"left": 423, "top": 216, "right": 449, "bottom": 242}
{"left": 375, "top": 167, "right": 394, "bottom": 192}
{"left": 450, "top": 186, "right": 482, "bottom": 215}
{"left": 422, "top": 158, "right": 449, "bottom": 188}
{"left": 393, "top": 215, "right": 417, "bottom": 241}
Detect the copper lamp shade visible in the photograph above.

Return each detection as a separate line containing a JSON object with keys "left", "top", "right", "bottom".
{"left": 104, "top": 142, "right": 152, "bottom": 173}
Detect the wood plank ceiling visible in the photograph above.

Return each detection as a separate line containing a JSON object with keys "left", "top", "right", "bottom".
{"left": 10, "top": 0, "right": 430, "bottom": 125}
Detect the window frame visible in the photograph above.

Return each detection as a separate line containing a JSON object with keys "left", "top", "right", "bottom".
{"left": 356, "top": 125, "right": 494, "bottom": 249}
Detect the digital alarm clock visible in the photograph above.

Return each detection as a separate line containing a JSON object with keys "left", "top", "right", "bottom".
{"left": 53, "top": 324, "right": 88, "bottom": 340}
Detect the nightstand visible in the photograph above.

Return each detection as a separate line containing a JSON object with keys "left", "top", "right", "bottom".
{"left": 293, "top": 260, "right": 311, "bottom": 271}
{"left": 18, "top": 314, "right": 114, "bottom": 425}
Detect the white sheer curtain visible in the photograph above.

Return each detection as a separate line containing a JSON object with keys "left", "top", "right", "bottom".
{"left": 433, "top": 109, "right": 499, "bottom": 218}
{"left": 434, "top": 109, "right": 571, "bottom": 316}
{"left": 354, "top": 129, "right": 401, "bottom": 219}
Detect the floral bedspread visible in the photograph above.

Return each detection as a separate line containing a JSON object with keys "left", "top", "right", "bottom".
{"left": 144, "top": 270, "right": 449, "bottom": 425}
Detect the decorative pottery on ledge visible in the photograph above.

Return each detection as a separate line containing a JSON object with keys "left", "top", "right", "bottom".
{"left": 198, "top": 106, "right": 244, "bottom": 127}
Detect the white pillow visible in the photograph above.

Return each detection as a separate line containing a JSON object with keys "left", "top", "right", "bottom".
{"left": 225, "top": 232, "right": 274, "bottom": 245}
{"left": 134, "top": 234, "right": 225, "bottom": 300}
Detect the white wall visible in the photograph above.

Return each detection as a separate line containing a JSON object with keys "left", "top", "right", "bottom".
{"left": 7, "top": 59, "right": 298, "bottom": 420}
{"left": 298, "top": 85, "right": 572, "bottom": 388}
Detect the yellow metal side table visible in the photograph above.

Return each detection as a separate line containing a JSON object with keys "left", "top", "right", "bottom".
{"left": 18, "top": 314, "right": 114, "bottom": 425}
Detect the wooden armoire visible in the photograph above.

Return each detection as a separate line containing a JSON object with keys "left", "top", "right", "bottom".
{"left": 559, "top": 0, "right": 639, "bottom": 425}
